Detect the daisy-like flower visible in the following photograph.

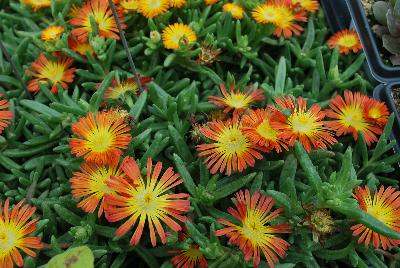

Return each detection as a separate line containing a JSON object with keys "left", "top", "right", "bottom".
{"left": 138, "top": 0, "right": 170, "bottom": 18}
{"left": 325, "top": 91, "right": 382, "bottom": 146}
{"left": 215, "top": 190, "right": 291, "bottom": 268}
{"left": 0, "top": 199, "right": 43, "bottom": 268}
{"left": 170, "top": 0, "right": 187, "bottom": 8}
{"left": 272, "top": 96, "right": 337, "bottom": 152}
{"left": 104, "top": 157, "right": 190, "bottom": 247}
{"left": 22, "top": 0, "right": 50, "bottom": 11}
{"left": 69, "top": 111, "right": 132, "bottom": 165}
{"left": 252, "top": 0, "right": 307, "bottom": 38}
{"left": 69, "top": 0, "right": 125, "bottom": 42}
{"left": 68, "top": 35, "right": 95, "bottom": 56}
{"left": 26, "top": 52, "right": 76, "bottom": 94}
{"left": 119, "top": 0, "right": 139, "bottom": 12}
{"left": 222, "top": 3, "right": 245, "bottom": 20}
{"left": 363, "top": 97, "right": 389, "bottom": 126}
{"left": 241, "top": 108, "right": 288, "bottom": 153}
{"left": 170, "top": 244, "right": 208, "bottom": 268}
{"left": 327, "top": 29, "right": 362, "bottom": 55}
{"left": 208, "top": 83, "right": 264, "bottom": 115}
{"left": 162, "top": 23, "right": 197, "bottom": 50}
{"left": 0, "top": 95, "right": 13, "bottom": 135}
{"left": 196, "top": 115, "right": 264, "bottom": 175}
{"left": 70, "top": 161, "right": 128, "bottom": 217}
{"left": 204, "top": 0, "right": 218, "bottom": 5}
{"left": 351, "top": 186, "right": 400, "bottom": 249}
{"left": 103, "top": 76, "right": 151, "bottom": 100}
{"left": 41, "top": 26, "right": 65, "bottom": 42}
{"left": 292, "top": 0, "right": 319, "bottom": 13}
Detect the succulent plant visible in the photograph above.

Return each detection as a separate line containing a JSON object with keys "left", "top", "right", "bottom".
{"left": 372, "top": 0, "right": 400, "bottom": 65}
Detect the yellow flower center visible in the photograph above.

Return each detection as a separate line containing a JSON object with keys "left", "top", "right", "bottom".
{"left": 0, "top": 226, "right": 17, "bottom": 253}
{"left": 185, "top": 246, "right": 203, "bottom": 259}
{"left": 275, "top": 7, "right": 295, "bottom": 29}
{"left": 290, "top": 112, "right": 317, "bottom": 135}
{"left": 90, "top": 167, "right": 117, "bottom": 195}
{"left": 134, "top": 190, "right": 160, "bottom": 213}
{"left": 367, "top": 206, "right": 393, "bottom": 226}
{"left": 148, "top": 0, "right": 162, "bottom": 8}
{"left": 86, "top": 127, "right": 113, "bottom": 153}
{"left": 261, "top": 7, "right": 276, "bottom": 21}
{"left": 337, "top": 35, "right": 358, "bottom": 48}
{"left": 224, "top": 93, "right": 251, "bottom": 109}
{"left": 341, "top": 106, "right": 366, "bottom": 131}
{"left": 368, "top": 107, "right": 381, "bottom": 119}
{"left": 40, "top": 61, "right": 66, "bottom": 85}
{"left": 239, "top": 210, "right": 269, "bottom": 245}
{"left": 217, "top": 127, "right": 248, "bottom": 155}
{"left": 256, "top": 120, "right": 278, "bottom": 141}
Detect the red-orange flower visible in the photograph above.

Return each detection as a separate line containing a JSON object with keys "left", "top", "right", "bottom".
{"left": 215, "top": 190, "right": 291, "bottom": 268}
{"left": 0, "top": 199, "right": 43, "bottom": 268}
{"left": 363, "top": 98, "right": 389, "bottom": 126}
{"left": 68, "top": 35, "right": 95, "bottom": 56}
{"left": 26, "top": 52, "right": 76, "bottom": 94}
{"left": 292, "top": 0, "right": 319, "bottom": 13}
{"left": 70, "top": 161, "right": 128, "bottom": 217}
{"left": 208, "top": 83, "right": 264, "bottom": 115}
{"left": 170, "top": 244, "right": 208, "bottom": 268}
{"left": 69, "top": 0, "right": 125, "bottom": 42}
{"left": 352, "top": 186, "right": 400, "bottom": 249}
{"left": 69, "top": 111, "right": 132, "bottom": 165}
{"left": 196, "top": 115, "right": 264, "bottom": 175}
{"left": 325, "top": 91, "right": 383, "bottom": 146}
{"left": 241, "top": 107, "right": 288, "bottom": 153}
{"left": 105, "top": 157, "right": 190, "bottom": 247}
{"left": 272, "top": 96, "right": 337, "bottom": 152}
{"left": 0, "top": 95, "right": 13, "bottom": 134}
{"left": 252, "top": 0, "right": 307, "bottom": 38}
{"left": 327, "top": 29, "right": 362, "bottom": 55}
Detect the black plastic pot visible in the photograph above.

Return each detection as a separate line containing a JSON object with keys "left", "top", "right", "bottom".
{"left": 373, "top": 83, "right": 400, "bottom": 152}
{"left": 320, "top": 0, "right": 351, "bottom": 32}
{"left": 346, "top": 0, "right": 400, "bottom": 83}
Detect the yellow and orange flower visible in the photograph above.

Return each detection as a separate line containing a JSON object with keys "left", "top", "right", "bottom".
{"left": 170, "top": 0, "right": 187, "bottom": 8}
{"left": 69, "top": 0, "right": 125, "bottom": 42}
{"left": 363, "top": 98, "right": 389, "bottom": 126}
{"left": 104, "top": 157, "right": 190, "bottom": 247}
{"left": 222, "top": 3, "right": 244, "bottom": 20}
{"left": 196, "top": 115, "right": 264, "bottom": 175}
{"left": 325, "top": 91, "right": 382, "bottom": 146}
{"left": 41, "top": 25, "right": 65, "bottom": 42}
{"left": 204, "top": 0, "right": 218, "bottom": 5}
{"left": 292, "top": 0, "right": 319, "bottom": 13}
{"left": 351, "top": 186, "right": 400, "bottom": 249}
{"left": 208, "top": 83, "right": 264, "bottom": 115}
{"left": 328, "top": 29, "right": 362, "bottom": 55}
{"left": 0, "top": 95, "right": 13, "bottom": 135}
{"left": 138, "top": 0, "right": 170, "bottom": 18}
{"left": 70, "top": 161, "right": 128, "bottom": 217}
{"left": 272, "top": 96, "right": 337, "bottom": 152}
{"left": 215, "top": 190, "right": 291, "bottom": 268}
{"left": 103, "top": 76, "right": 151, "bottom": 100}
{"left": 170, "top": 244, "right": 208, "bottom": 268}
{"left": 26, "top": 52, "right": 76, "bottom": 94}
{"left": 68, "top": 35, "right": 95, "bottom": 56}
{"left": 241, "top": 107, "right": 288, "bottom": 153}
{"left": 22, "top": 0, "right": 50, "bottom": 11}
{"left": 0, "top": 199, "right": 43, "bottom": 268}
{"left": 252, "top": 0, "right": 307, "bottom": 38}
{"left": 119, "top": 0, "right": 139, "bottom": 12}
{"left": 162, "top": 23, "right": 197, "bottom": 50}
{"left": 69, "top": 111, "right": 132, "bottom": 165}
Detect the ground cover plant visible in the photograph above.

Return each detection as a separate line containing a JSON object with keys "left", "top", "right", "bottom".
{"left": 1, "top": 0, "right": 400, "bottom": 267}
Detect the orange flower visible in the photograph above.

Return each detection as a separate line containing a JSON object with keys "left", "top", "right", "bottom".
{"left": 170, "top": 244, "right": 208, "bottom": 268}
{"left": 69, "top": 111, "right": 132, "bottom": 165}
{"left": 104, "top": 157, "right": 190, "bottom": 247}
{"left": 327, "top": 29, "right": 362, "bottom": 55}
{"left": 68, "top": 35, "right": 94, "bottom": 56}
{"left": 0, "top": 199, "right": 43, "bottom": 268}
{"left": 103, "top": 77, "right": 151, "bottom": 100}
{"left": 215, "top": 190, "right": 291, "bottom": 268}
{"left": 292, "top": 0, "right": 319, "bottom": 13}
{"left": 363, "top": 98, "right": 389, "bottom": 126}
{"left": 69, "top": 0, "right": 125, "bottom": 42}
{"left": 22, "top": 0, "right": 50, "bottom": 11}
{"left": 170, "top": 0, "right": 187, "bottom": 8}
{"left": 26, "top": 52, "right": 76, "bottom": 94}
{"left": 138, "top": 0, "right": 170, "bottom": 18}
{"left": 325, "top": 91, "right": 382, "bottom": 146}
{"left": 252, "top": 0, "right": 307, "bottom": 38}
{"left": 222, "top": 3, "right": 244, "bottom": 20}
{"left": 41, "top": 25, "right": 65, "bottom": 41}
{"left": 241, "top": 107, "right": 288, "bottom": 153}
{"left": 70, "top": 161, "right": 128, "bottom": 217}
{"left": 272, "top": 96, "right": 337, "bottom": 152}
{"left": 196, "top": 115, "right": 263, "bottom": 175}
{"left": 352, "top": 186, "right": 400, "bottom": 249}
{"left": 204, "top": 0, "right": 218, "bottom": 5}
{"left": 208, "top": 83, "right": 264, "bottom": 115}
{"left": 0, "top": 95, "right": 13, "bottom": 135}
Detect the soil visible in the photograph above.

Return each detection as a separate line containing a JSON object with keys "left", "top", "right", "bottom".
{"left": 392, "top": 88, "right": 400, "bottom": 112}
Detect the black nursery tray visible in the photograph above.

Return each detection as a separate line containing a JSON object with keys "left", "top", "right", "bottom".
{"left": 320, "top": 0, "right": 351, "bottom": 32}
{"left": 346, "top": 0, "right": 400, "bottom": 83}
